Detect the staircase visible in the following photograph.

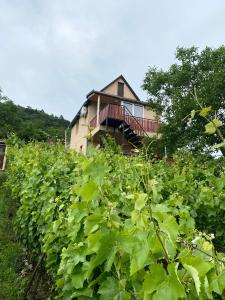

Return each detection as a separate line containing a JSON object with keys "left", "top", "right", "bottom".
{"left": 118, "top": 122, "right": 141, "bottom": 146}
{"left": 117, "top": 105, "right": 151, "bottom": 146}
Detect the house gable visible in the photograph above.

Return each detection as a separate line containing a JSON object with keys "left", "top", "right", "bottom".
{"left": 100, "top": 75, "right": 140, "bottom": 102}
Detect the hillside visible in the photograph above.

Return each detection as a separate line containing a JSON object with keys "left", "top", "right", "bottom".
{"left": 0, "top": 98, "right": 70, "bottom": 141}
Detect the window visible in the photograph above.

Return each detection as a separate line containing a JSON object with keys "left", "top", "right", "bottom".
{"left": 122, "top": 102, "right": 144, "bottom": 118}
{"left": 117, "top": 82, "right": 124, "bottom": 97}
{"left": 123, "top": 102, "right": 133, "bottom": 115}
{"left": 134, "top": 105, "right": 144, "bottom": 118}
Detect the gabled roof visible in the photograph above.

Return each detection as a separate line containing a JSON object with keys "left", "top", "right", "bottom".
{"left": 100, "top": 75, "right": 141, "bottom": 101}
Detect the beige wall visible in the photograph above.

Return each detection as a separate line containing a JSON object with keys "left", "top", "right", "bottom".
{"left": 144, "top": 106, "right": 156, "bottom": 120}
{"left": 102, "top": 79, "right": 138, "bottom": 101}
{"left": 70, "top": 102, "right": 98, "bottom": 153}
{"left": 70, "top": 117, "right": 88, "bottom": 153}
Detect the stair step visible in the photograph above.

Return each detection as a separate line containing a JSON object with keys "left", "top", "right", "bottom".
{"left": 127, "top": 135, "right": 137, "bottom": 141}
{"left": 129, "top": 135, "right": 138, "bottom": 141}
{"left": 124, "top": 127, "right": 132, "bottom": 133}
{"left": 117, "top": 121, "right": 142, "bottom": 146}
{"left": 118, "top": 123, "right": 129, "bottom": 129}
{"left": 118, "top": 127, "right": 131, "bottom": 134}
{"left": 126, "top": 131, "right": 136, "bottom": 136}
{"left": 129, "top": 138, "right": 138, "bottom": 143}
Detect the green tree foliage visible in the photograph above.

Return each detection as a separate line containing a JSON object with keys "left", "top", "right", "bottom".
{"left": 4, "top": 142, "right": 225, "bottom": 299}
{"left": 142, "top": 46, "right": 225, "bottom": 157}
{"left": 0, "top": 90, "right": 69, "bottom": 141}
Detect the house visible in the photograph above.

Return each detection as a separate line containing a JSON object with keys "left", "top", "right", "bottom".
{"left": 69, "top": 75, "right": 159, "bottom": 154}
{"left": 0, "top": 141, "right": 6, "bottom": 171}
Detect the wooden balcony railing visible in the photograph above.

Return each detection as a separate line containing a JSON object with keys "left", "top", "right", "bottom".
{"left": 90, "top": 104, "right": 159, "bottom": 137}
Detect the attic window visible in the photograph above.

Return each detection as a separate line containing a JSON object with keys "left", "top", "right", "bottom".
{"left": 117, "top": 82, "right": 124, "bottom": 97}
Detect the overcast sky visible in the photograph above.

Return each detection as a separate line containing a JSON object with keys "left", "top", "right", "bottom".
{"left": 0, "top": 0, "right": 224, "bottom": 121}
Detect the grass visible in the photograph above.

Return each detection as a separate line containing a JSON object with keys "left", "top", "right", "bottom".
{"left": 0, "top": 173, "right": 27, "bottom": 299}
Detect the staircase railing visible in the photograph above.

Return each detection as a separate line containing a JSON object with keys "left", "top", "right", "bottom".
{"left": 122, "top": 105, "right": 150, "bottom": 137}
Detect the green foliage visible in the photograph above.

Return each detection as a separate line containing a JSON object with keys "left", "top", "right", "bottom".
{"left": 0, "top": 94, "right": 69, "bottom": 141}
{"left": 0, "top": 180, "right": 27, "bottom": 299}
{"left": 5, "top": 143, "right": 225, "bottom": 299}
{"left": 142, "top": 46, "right": 225, "bottom": 157}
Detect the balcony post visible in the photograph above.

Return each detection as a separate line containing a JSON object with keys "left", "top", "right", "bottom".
{"left": 96, "top": 95, "right": 101, "bottom": 125}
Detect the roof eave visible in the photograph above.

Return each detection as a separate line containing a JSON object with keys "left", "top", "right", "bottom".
{"left": 87, "top": 90, "right": 149, "bottom": 106}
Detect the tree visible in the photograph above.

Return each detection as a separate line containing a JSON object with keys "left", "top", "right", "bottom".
{"left": 0, "top": 88, "right": 70, "bottom": 142}
{"left": 142, "top": 46, "right": 225, "bottom": 157}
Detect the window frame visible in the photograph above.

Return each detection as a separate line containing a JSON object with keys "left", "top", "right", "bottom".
{"left": 122, "top": 101, "right": 144, "bottom": 118}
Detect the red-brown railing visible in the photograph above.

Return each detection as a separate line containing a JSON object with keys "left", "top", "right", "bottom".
{"left": 89, "top": 104, "right": 159, "bottom": 137}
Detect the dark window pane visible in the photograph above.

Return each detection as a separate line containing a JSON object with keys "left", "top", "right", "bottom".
{"left": 117, "top": 82, "right": 124, "bottom": 97}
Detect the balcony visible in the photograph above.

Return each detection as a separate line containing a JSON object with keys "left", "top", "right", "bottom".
{"left": 90, "top": 104, "right": 159, "bottom": 137}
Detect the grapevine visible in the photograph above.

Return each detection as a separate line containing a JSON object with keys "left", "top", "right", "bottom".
{"left": 4, "top": 142, "right": 225, "bottom": 299}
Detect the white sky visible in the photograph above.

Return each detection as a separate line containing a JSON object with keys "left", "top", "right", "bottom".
{"left": 0, "top": 0, "right": 224, "bottom": 120}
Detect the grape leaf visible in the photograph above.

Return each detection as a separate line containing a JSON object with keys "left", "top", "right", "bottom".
{"left": 143, "top": 264, "right": 166, "bottom": 295}
{"left": 98, "top": 277, "right": 130, "bottom": 300}
{"left": 152, "top": 263, "right": 185, "bottom": 300}
{"left": 79, "top": 181, "right": 98, "bottom": 201}
{"left": 130, "top": 237, "right": 150, "bottom": 275}
{"left": 183, "top": 264, "right": 201, "bottom": 296}
{"left": 135, "top": 193, "right": 147, "bottom": 210}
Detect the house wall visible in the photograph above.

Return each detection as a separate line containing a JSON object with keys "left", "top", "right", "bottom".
{"left": 70, "top": 117, "right": 88, "bottom": 152}
{"left": 70, "top": 102, "right": 99, "bottom": 153}
{"left": 144, "top": 107, "right": 156, "bottom": 120}
{"left": 102, "top": 79, "right": 138, "bottom": 101}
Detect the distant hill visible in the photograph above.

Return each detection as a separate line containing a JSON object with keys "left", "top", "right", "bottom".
{"left": 0, "top": 98, "right": 70, "bottom": 142}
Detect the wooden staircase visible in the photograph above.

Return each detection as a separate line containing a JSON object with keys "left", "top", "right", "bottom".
{"left": 118, "top": 122, "right": 141, "bottom": 146}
